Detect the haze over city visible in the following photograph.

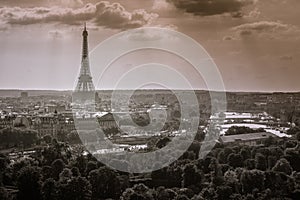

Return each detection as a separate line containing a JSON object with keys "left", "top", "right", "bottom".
{"left": 0, "top": 0, "right": 299, "bottom": 92}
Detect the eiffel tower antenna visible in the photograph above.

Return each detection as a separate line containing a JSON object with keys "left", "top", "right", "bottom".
{"left": 75, "top": 23, "right": 95, "bottom": 93}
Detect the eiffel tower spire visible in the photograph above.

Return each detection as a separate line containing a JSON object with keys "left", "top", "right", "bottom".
{"left": 75, "top": 23, "right": 95, "bottom": 93}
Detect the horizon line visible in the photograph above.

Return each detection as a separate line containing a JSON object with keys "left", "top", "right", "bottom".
{"left": 0, "top": 88, "right": 300, "bottom": 94}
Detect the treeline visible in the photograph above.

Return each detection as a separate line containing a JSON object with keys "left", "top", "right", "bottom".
{"left": 150, "top": 137, "right": 300, "bottom": 199}
{"left": 0, "top": 128, "right": 38, "bottom": 149}
{"left": 0, "top": 134, "right": 300, "bottom": 199}
{"left": 225, "top": 126, "right": 266, "bottom": 136}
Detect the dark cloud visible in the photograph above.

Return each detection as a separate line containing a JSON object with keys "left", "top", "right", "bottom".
{"left": 239, "top": 30, "right": 253, "bottom": 36}
{"left": 222, "top": 21, "right": 300, "bottom": 42}
{"left": 232, "top": 21, "right": 298, "bottom": 37}
{"left": 280, "top": 55, "right": 293, "bottom": 61}
{"left": 223, "top": 36, "right": 234, "bottom": 41}
{"left": 168, "top": 0, "right": 256, "bottom": 17}
{"left": 233, "top": 21, "right": 291, "bottom": 33}
{"left": 0, "top": 1, "right": 158, "bottom": 29}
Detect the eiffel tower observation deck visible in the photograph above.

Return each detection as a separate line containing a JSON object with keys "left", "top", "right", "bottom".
{"left": 73, "top": 23, "right": 96, "bottom": 104}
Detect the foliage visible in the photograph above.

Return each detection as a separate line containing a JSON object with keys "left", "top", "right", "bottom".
{"left": 272, "top": 158, "right": 293, "bottom": 175}
{"left": 0, "top": 128, "right": 38, "bottom": 149}
{"left": 0, "top": 135, "right": 299, "bottom": 200}
{"left": 17, "top": 166, "right": 42, "bottom": 200}
{"left": 58, "top": 176, "right": 91, "bottom": 200}
{"left": 225, "top": 126, "right": 265, "bottom": 136}
{"left": 88, "top": 166, "right": 121, "bottom": 199}
{"left": 287, "top": 126, "right": 300, "bottom": 135}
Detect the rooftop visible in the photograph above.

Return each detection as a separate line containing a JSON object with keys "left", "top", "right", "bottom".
{"left": 220, "top": 132, "right": 276, "bottom": 144}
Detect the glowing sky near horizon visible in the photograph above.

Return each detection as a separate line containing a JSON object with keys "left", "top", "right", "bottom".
{"left": 0, "top": 0, "right": 299, "bottom": 92}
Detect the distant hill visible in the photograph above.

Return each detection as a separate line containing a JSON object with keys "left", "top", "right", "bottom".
{"left": 0, "top": 90, "right": 72, "bottom": 97}
{"left": 0, "top": 89, "right": 299, "bottom": 98}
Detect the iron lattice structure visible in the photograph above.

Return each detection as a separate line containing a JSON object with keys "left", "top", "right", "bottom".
{"left": 75, "top": 24, "right": 95, "bottom": 93}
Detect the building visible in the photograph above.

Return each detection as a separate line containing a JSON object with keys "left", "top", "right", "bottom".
{"left": 32, "top": 115, "right": 75, "bottom": 137}
{"left": 13, "top": 116, "right": 30, "bottom": 128}
{"left": 72, "top": 23, "right": 96, "bottom": 103}
{"left": 46, "top": 104, "right": 66, "bottom": 113}
{"left": 219, "top": 132, "right": 277, "bottom": 146}
{"left": 0, "top": 117, "right": 14, "bottom": 129}
{"left": 0, "top": 116, "right": 30, "bottom": 129}
{"left": 97, "top": 113, "right": 118, "bottom": 129}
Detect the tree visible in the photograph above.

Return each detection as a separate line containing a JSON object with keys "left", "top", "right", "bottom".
{"left": 284, "top": 148, "right": 300, "bottom": 171}
{"left": 264, "top": 171, "right": 283, "bottom": 195}
{"left": 291, "top": 171, "right": 300, "bottom": 187}
{"left": 59, "top": 168, "right": 72, "bottom": 184}
{"left": 284, "top": 140, "right": 297, "bottom": 149}
{"left": 151, "top": 166, "right": 168, "bottom": 186}
{"left": 156, "top": 187, "right": 177, "bottom": 200}
{"left": 173, "top": 110, "right": 181, "bottom": 119}
{"left": 43, "top": 135, "right": 52, "bottom": 144}
{"left": 85, "top": 161, "right": 97, "bottom": 175}
{"left": 267, "top": 155, "right": 277, "bottom": 170}
{"left": 67, "top": 130, "right": 81, "bottom": 144}
{"left": 239, "top": 147, "right": 251, "bottom": 161}
{"left": 240, "top": 169, "right": 265, "bottom": 194}
{"left": 269, "top": 146, "right": 284, "bottom": 160}
{"left": 217, "top": 148, "right": 233, "bottom": 164}
{"left": 0, "top": 187, "right": 10, "bottom": 200}
{"left": 57, "top": 129, "right": 67, "bottom": 142}
{"left": 41, "top": 166, "right": 52, "bottom": 181}
{"left": 51, "top": 159, "right": 65, "bottom": 180}
{"left": 188, "top": 141, "right": 201, "bottom": 159}
{"left": 0, "top": 128, "right": 38, "bottom": 148}
{"left": 71, "top": 167, "right": 81, "bottom": 177}
{"left": 181, "top": 151, "right": 196, "bottom": 160}
{"left": 176, "top": 194, "right": 189, "bottom": 200}
{"left": 216, "top": 185, "right": 232, "bottom": 200}
{"left": 255, "top": 153, "right": 267, "bottom": 171}
{"left": 166, "top": 164, "right": 183, "bottom": 188}
{"left": 88, "top": 167, "right": 121, "bottom": 199}
{"left": 227, "top": 153, "right": 243, "bottom": 168}
{"left": 295, "top": 132, "right": 300, "bottom": 141}
{"left": 20, "top": 129, "right": 39, "bottom": 147}
{"left": 0, "top": 155, "right": 10, "bottom": 185}
{"left": 41, "top": 178, "right": 58, "bottom": 200}
{"left": 17, "top": 166, "right": 41, "bottom": 200}
{"left": 41, "top": 147, "right": 59, "bottom": 165}
{"left": 263, "top": 136, "right": 276, "bottom": 146}
{"left": 72, "top": 155, "right": 87, "bottom": 175}
{"left": 121, "top": 184, "right": 155, "bottom": 200}
{"left": 58, "top": 176, "right": 91, "bottom": 200}
{"left": 287, "top": 126, "right": 300, "bottom": 135}
{"left": 199, "top": 186, "right": 216, "bottom": 200}
{"left": 156, "top": 137, "right": 171, "bottom": 148}
{"left": 195, "top": 129, "right": 205, "bottom": 142}
{"left": 224, "top": 170, "right": 239, "bottom": 193}
{"left": 225, "top": 126, "right": 265, "bottom": 136}
{"left": 182, "top": 163, "right": 201, "bottom": 188}
{"left": 272, "top": 158, "right": 293, "bottom": 175}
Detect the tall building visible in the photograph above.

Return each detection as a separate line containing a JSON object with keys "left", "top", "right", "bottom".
{"left": 73, "top": 23, "right": 95, "bottom": 103}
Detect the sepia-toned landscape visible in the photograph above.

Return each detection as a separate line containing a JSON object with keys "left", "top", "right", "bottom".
{"left": 1, "top": 0, "right": 300, "bottom": 200}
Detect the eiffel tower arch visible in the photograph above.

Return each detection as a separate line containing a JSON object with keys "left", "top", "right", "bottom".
{"left": 73, "top": 23, "right": 96, "bottom": 104}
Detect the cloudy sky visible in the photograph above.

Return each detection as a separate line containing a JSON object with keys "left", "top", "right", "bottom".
{"left": 0, "top": 0, "right": 299, "bottom": 92}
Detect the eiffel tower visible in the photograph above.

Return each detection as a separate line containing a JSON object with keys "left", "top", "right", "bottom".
{"left": 73, "top": 23, "right": 95, "bottom": 103}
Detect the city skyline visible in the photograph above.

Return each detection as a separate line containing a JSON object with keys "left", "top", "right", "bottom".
{"left": 0, "top": 0, "right": 299, "bottom": 92}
